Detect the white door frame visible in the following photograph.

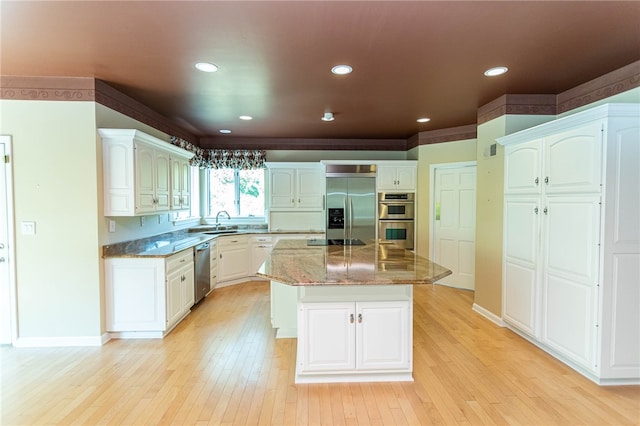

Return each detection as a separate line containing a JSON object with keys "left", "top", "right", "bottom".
{"left": 428, "top": 160, "right": 477, "bottom": 269}
{"left": 0, "top": 135, "right": 17, "bottom": 345}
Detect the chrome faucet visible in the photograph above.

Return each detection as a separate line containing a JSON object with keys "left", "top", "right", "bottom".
{"left": 215, "top": 210, "right": 231, "bottom": 227}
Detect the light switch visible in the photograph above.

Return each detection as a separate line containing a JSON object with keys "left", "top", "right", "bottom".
{"left": 21, "top": 221, "right": 36, "bottom": 235}
{"left": 108, "top": 220, "right": 116, "bottom": 233}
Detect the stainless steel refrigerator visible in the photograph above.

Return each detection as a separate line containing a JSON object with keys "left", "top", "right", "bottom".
{"left": 325, "top": 165, "right": 377, "bottom": 242}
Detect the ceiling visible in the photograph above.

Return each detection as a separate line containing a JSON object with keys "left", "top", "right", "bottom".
{"left": 2, "top": 1, "right": 639, "bottom": 142}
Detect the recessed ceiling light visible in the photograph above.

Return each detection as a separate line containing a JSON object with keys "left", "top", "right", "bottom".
{"left": 331, "top": 65, "right": 353, "bottom": 75}
{"left": 484, "top": 66, "right": 508, "bottom": 77}
{"left": 239, "top": 115, "right": 253, "bottom": 120}
{"left": 195, "top": 62, "right": 219, "bottom": 73}
{"left": 219, "top": 129, "right": 231, "bottom": 134}
{"left": 321, "top": 112, "right": 335, "bottom": 121}
{"left": 417, "top": 118, "right": 431, "bottom": 123}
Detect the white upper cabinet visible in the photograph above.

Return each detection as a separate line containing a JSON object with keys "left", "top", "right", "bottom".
{"left": 504, "top": 140, "right": 543, "bottom": 195}
{"left": 376, "top": 163, "right": 417, "bottom": 191}
{"left": 100, "top": 129, "right": 194, "bottom": 216}
{"left": 266, "top": 163, "right": 324, "bottom": 211}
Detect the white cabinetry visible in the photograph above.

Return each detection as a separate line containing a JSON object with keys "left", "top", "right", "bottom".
{"left": 266, "top": 163, "right": 325, "bottom": 232}
{"left": 267, "top": 164, "right": 324, "bottom": 210}
{"left": 250, "top": 235, "right": 273, "bottom": 277}
{"left": 171, "top": 156, "right": 191, "bottom": 210}
{"left": 498, "top": 103, "right": 640, "bottom": 384}
{"left": 377, "top": 163, "right": 417, "bottom": 191}
{"left": 294, "top": 285, "right": 413, "bottom": 383}
{"left": 100, "top": 129, "right": 194, "bottom": 216}
{"left": 209, "top": 239, "right": 218, "bottom": 290}
{"left": 104, "top": 249, "right": 194, "bottom": 338}
{"left": 217, "top": 235, "right": 250, "bottom": 285}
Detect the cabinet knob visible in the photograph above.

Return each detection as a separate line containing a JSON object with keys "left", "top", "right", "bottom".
{"left": 545, "top": 176, "right": 549, "bottom": 184}
{"left": 535, "top": 177, "right": 539, "bottom": 185}
{"left": 534, "top": 207, "right": 539, "bottom": 214}
{"left": 543, "top": 207, "right": 548, "bottom": 215}
{"left": 349, "top": 314, "right": 354, "bottom": 324}
{"left": 358, "top": 313, "right": 363, "bottom": 323}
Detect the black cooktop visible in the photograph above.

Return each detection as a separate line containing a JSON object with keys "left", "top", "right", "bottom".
{"left": 307, "top": 238, "right": 366, "bottom": 246}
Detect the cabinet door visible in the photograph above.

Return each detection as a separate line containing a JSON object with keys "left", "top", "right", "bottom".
{"left": 541, "top": 195, "right": 601, "bottom": 370}
{"left": 182, "top": 263, "right": 195, "bottom": 311}
{"left": 218, "top": 244, "right": 249, "bottom": 282}
{"left": 180, "top": 158, "right": 191, "bottom": 210}
{"left": 166, "top": 268, "right": 184, "bottom": 328}
{"left": 356, "top": 301, "right": 411, "bottom": 371}
{"left": 298, "top": 302, "right": 356, "bottom": 373}
{"left": 297, "top": 168, "right": 324, "bottom": 209}
{"left": 376, "top": 166, "right": 398, "bottom": 190}
{"left": 155, "top": 150, "right": 171, "bottom": 211}
{"left": 394, "top": 166, "right": 416, "bottom": 191}
{"left": 504, "top": 140, "right": 543, "bottom": 195}
{"left": 135, "top": 142, "right": 156, "bottom": 213}
{"left": 544, "top": 121, "right": 603, "bottom": 194}
{"left": 170, "top": 157, "right": 182, "bottom": 209}
{"left": 502, "top": 196, "right": 540, "bottom": 336}
{"left": 270, "top": 168, "right": 296, "bottom": 208}
{"left": 251, "top": 243, "right": 273, "bottom": 274}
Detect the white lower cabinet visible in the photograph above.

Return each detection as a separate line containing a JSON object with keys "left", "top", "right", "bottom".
{"left": 250, "top": 235, "right": 273, "bottom": 276}
{"left": 298, "top": 301, "right": 411, "bottom": 374}
{"left": 105, "top": 249, "right": 194, "bottom": 338}
{"left": 217, "top": 235, "right": 249, "bottom": 284}
{"left": 296, "top": 295, "right": 412, "bottom": 383}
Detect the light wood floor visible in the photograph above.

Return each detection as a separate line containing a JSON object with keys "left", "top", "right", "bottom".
{"left": 2, "top": 281, "right": 639, "bottom": 425}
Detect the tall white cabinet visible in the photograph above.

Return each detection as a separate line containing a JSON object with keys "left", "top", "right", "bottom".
{"left": 498, "top": 103, "right": 640, "bottom": 384}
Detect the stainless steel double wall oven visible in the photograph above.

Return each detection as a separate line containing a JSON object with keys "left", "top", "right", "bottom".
{"left": 377, "top": 192, "right": 415, "bottom": 250}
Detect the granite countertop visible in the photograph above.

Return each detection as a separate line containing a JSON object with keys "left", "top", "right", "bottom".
{"left": 102, "top": 226, "right": 323, "bottom": 259}
{"left": 256, "top": 239, "right": 452, "bottom": 286}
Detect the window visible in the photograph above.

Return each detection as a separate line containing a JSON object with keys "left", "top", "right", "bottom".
{"left": 208, "top": 168, "right": 265, "bottom": 218}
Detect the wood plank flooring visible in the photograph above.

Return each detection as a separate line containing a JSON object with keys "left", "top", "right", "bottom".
{"left": 2, "top": 281, "right": 639, "bottom": 425}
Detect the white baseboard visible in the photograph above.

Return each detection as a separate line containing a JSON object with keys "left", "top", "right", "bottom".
{"left": 14, "top": 335, "right": 105, "bottom": 347}
{"left": 472, "top": 303, "right": 506, "bottom": 327}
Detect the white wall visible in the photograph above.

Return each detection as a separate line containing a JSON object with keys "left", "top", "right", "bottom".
{"left": 1, "top": 100, "right": 102, "bottom": 339}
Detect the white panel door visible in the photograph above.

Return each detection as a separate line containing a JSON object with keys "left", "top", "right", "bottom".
{"left": 135, "top": 142, "right": 156, "bottom": 213}
{"left": 297, "top": 168, "right": 324, "bottom": 209}
{"left": 542, "top": 195, "right": 601, "bottom": 369}
{"left": 0, "top": 138, "right": 14, "bottom": 344}
{"left": 298, "top": 302, "right": 356, "bottom": 372}
{"left": 269, "top": 168, "right": 295, "bottom": 208}
{"left": 544, "top": 121, "right": 603, "bottom": 194}
{"left": 504, "top": 139, "right": 543, "bottom": 195}
{"left": 154, "top": 150, "right": 171, "bottom": 211}
{"left": 434, "top": 165, "right": 477, "bottom": 290}
{"left": 502, "top": 196, "right": 541, "bottom": 336}
{"left": 356, "top": 301, "right": 410, "bottom": 371}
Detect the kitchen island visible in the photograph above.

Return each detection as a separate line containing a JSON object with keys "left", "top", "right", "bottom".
{"left": 257, "top": 239, "right": 451, "bottom": 384}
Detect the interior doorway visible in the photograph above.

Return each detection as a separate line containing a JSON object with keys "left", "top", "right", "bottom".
{"left": 0, "top": 136, "right": 16, "bottom": 344}
{"left": 430, "top": 162, "right": 477, "bottom": 290}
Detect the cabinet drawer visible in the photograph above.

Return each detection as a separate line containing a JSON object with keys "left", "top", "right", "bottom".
{"left": 218, "top": 235, "right": 249, "bottom": 248}
{"left": 166, "top": 249, "right": 193, "bottom": 273}
{"left": 251, "top": 235, "right": 273, "bottom": 244}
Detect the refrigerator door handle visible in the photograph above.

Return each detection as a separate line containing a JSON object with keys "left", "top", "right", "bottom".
{"left": 343, "top": 197, "right": 348, "bottom": 240}
{"left": 349, "top": 197, "right": 354, "bottom": 240}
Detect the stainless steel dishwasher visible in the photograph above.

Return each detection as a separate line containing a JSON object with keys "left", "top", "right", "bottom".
{"left": 194, "top": 242, "right": 211, "bottom": 305}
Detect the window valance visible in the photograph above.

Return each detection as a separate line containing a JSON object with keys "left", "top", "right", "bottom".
{"left": 170, "top": 136, "right": 266, "bottom": 170}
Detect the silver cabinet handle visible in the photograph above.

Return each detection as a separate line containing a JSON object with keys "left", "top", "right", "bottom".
{"left": 0, "top": 258, "right": 5, "bottom": 263}
{"left": 535, "top": 177, "right": 539, "bottom": 185}
{"left": 0, "top": 243, "right": 4, "bottom": 249}
{"left": 350, "top": 314, "right": 354, "bottom": 324}
{"left": 534, "top": 207, "right": 539, "bottom": 214}
{"left": 545, "top": 176, "right": 549, "bottom": 184}
{"left": 358, "top": 313, "right": 363, "bottom": 323}
{"left": 543, "top": 207, "right": 548, "bottom": 215}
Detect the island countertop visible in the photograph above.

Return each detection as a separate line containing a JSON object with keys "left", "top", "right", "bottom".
{"left": 256, "top": 239, "right": 452, "bottom": 285}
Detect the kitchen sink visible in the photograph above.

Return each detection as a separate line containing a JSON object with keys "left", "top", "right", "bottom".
{"left": 203, "top": 230, "right": 239, "bottom": 235}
